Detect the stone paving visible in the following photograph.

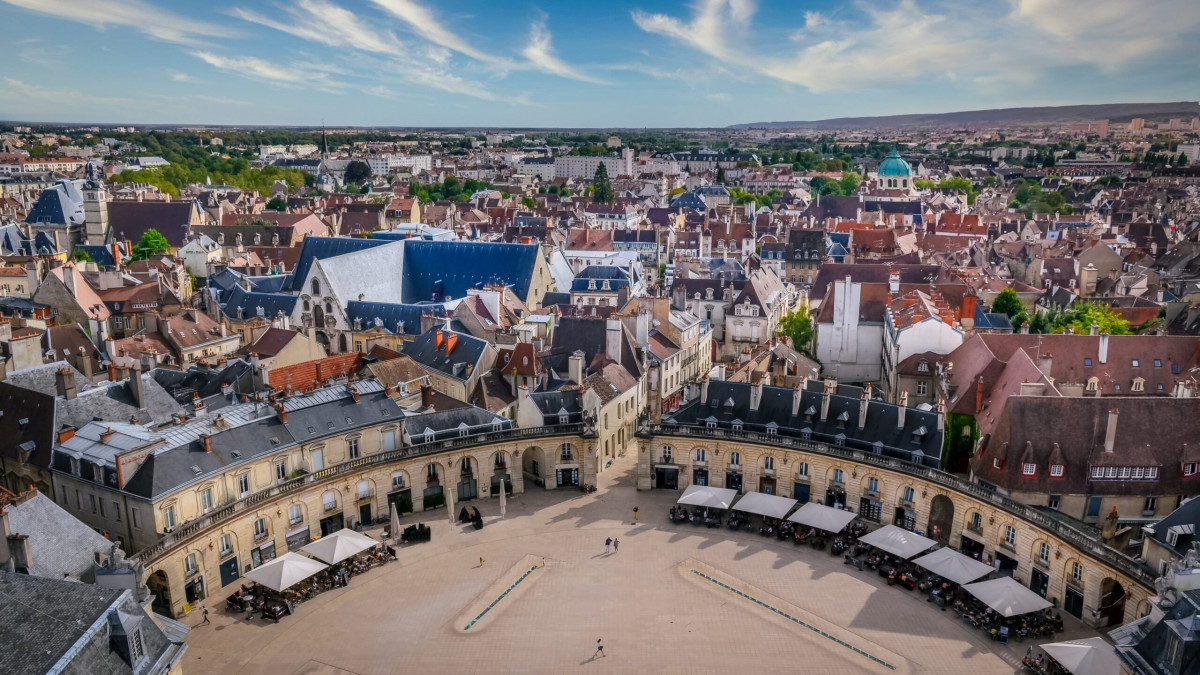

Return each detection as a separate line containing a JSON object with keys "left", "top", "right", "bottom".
{"left": 179, "top": 452, "right": 1105, "bottom": 674}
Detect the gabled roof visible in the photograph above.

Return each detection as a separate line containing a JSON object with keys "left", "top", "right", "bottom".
{"left": 284, "top": 236, "right": 391, "bottom": 293}
{"left": 107, "top": 199, "right": 202, "bottom": 247}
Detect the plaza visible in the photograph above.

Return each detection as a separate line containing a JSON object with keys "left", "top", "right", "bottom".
{"left": 179, "top": 453, "right": 1105, "bottom": 674}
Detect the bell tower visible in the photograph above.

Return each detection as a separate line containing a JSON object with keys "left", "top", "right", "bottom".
{"left": 83, "top": 163, "right": 110, "bottom": 246}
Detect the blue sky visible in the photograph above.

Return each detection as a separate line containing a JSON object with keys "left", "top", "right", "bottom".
{"left": 1, "top": 0, "right": 1197, "bottom": 127}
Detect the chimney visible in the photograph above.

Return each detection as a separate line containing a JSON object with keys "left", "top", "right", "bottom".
{"left": 129, "top": 364, "right": 145, "bottom": 410}
{"left": 568, "top": 350, "right": 584, "bottom": 385}
{"left": 961, "top": 292, "right": 976, "bottom": 331}
{"left": 605, "top": 318, "right": 622, "bottom": 362}
{"left": 510, "top": 368, "right": 518, "bottom": 398}
{"left": 700, "top": 376, "right": 710, "bottom": 404}
{"left": 820, "top": 379, "right": 832, "bottom": 421}
{"left": 107, "top": 361, "right": 116, "bottom": 381}
{"left": 6, "top": 533, "right": 32, "bottom": 572}
{"left": 1038, "top": 353, "right": 1053, "bottom": 378}
{"left": 1090, "top": 322, "right": 1099, "bottom": 336}
{"left": 78, "top": 346, "right": 93, "bottom": 380}
{"left": 275, "top": 403, "right": 288, "bottom": 424}
{"left": 444, "top": 332, "right": 458, "bottom": 354}
{"left": 1098, "top": 332, "right": 1109, "bottom": 364}
{"left": 57, "top": 425, "right": 76, "bottom": 443}
{"left": 749, "top": 374, "right": 763, "bottom": 411}
{"left": 975, "top": 376, "right": 984, "bottom": 413}
{"left": 1020, "top": 320, "right": 1029, "bottom": 334}
{"left": 791, "top": 382, "right": 803, "bottom": 416}
{"left": 348, "top": 384, "right": 360, "bottom": 402}
{"left": 434, "top": 329, "right": 444, "bottom": 350}
{"left": 858, "top": 385, "right": 869, "bottom": 429}
{"left": 62, "top": 265, "right": 77, "bottom": 298}
{"left": 202, "top": 434, "right": 213, "bottom": 453}
{"left": 897, "top": 391, "right": 909, "bottom": 429}
{"left": 888, "top": 270, "right": 900, "bottom": 294}
{"left": 1103, "top": 408, "right": 1119, "bottom": 452}
{"left": 937, "top": 397, "right": 946, "bottom": 431}
{"left": 55, "top": 367, "right": 77, "bottom": 400}
{"left": 421, "top": 384, "right": 434, "bottom": 408}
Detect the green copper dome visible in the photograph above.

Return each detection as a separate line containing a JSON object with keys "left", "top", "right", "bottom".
{"left": 878, "top": 147, "right": 912, "bottom": 177}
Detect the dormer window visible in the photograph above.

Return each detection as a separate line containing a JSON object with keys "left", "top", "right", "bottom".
{"left": 1022, "top": 463, "right": 1037, "bottom": 477}
{"left": 1050, "top": 464, "right": 1064, "bottom": 478}
{"left": 1131, "top": 378, "right": 1144, "bottom": 392}
{"left": 917, "top": 361, "right": 929, "bottom": 372}
{"left": 1086, "top": 377, "right": 1099, "bottom": 392}
{"left": 993, "top": 458, "right": 1003, "bottom": 470}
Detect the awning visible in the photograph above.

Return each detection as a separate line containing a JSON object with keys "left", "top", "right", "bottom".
{"left": 787, "top": 502, "right": 858, "bottom": 533}
{"left": 1039, "top": 637, "right": 1121, "bottom": 675}
{"left": 731, "top": 491, "right": 797, "bottom": 519}
{"left": 300, "top": 528, "right": 378, "bottom": 564}
{"left": 911, "top": 547, "right": 994, "bottom": 585}
{"left": 244, "top": 552, "right": 328, "bottom": 592}
{"left": 962, "top": 576, "right": 1053, "bottom": 617}
{"left": 676, "top": 484, "right": 738, "bottom": 510}
{"left": 857, "top": 524, "right": 936, "bottom": 560}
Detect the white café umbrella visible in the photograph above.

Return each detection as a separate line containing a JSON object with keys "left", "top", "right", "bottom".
{"left": 857, "top": 524, "right": 937, "bottom": 560}
{"left": 300, "top": 528, "right": 378, "bottom": 564}
{"left": 911, "top": 547, "right": 994, "bottom": 585}
{"left": 390, "top": 502, "right": 401, "bottom": 544}
{"left": 1039, "top": 637, "right": 1120, "bottom": 675}
{"left": 787, "top": 502, "right": 858, "bottom": 533}
{"left": 244, "top": 552, "right": 328, "bottom": 592}
{"left": 498, "top": 477, "right": 507, "bottom": 517}
{"left": 962, "top": 576, "right": 1053, "bottom": 617}
{"left": 730, "top": 491, "right": 797, "bottom": 519}
{"left": 676, "top": 484, "right": 738, "bottom": 510}
{"left": 445, "top": 482, "right": 456, "bottom": 524}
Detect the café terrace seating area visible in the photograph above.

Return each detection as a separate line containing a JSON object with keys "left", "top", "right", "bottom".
{"left": 668, "top": 485, "right": 1069, "bottom": 649}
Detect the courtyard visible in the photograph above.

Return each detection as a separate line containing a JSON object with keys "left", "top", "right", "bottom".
{"left": 179, "top": 453, "right": 1105, "bottom": 674}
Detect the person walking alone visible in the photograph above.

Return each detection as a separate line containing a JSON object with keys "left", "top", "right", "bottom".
{"left": 604, "top": 537, "right": 612, "bottom": 554}
{"left": 201, "top": 605, "right": 210, "bottom": 625}
{"left": 594, "top": 638, "right": 605, "bottom": 658}
{"left": 613, "top": 538, "right": 620, "bottom": 552}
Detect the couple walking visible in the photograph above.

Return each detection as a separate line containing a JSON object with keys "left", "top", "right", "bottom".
{"left": 604, "top": 537, "right": 620, "bottom": 553}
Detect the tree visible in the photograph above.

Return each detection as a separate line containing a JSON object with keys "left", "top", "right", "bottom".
{"left": 344, "top": 160, "right": 372, "bottom": 185}
{"left": 990, "top": 288, "right": 1027, "bottom": 330}
{"left": 132, "top": 228, "right": 171, "bottom": 261}
{"left": 715, "top": 166, "right": 726, "bottom": 184}
{"left": 778, "top": 307, "right": 815, "bottom": 358}
{"left": 265, "top": 196, "right": 287, "bottom": 211}
{"left": 1178, "top": 152, "right": 1190, "bottom": 167}
{"left": 71, "top": 249, "right": 93, "bottom": 263}
{"left": 838, "top": 171, "right": 861, "bottom": 195}
{"left": 1054, "top": 301, "right": 1131, "bottom": 336}
{"left": 592, "top": 163, "right": 614, "bottom": 204}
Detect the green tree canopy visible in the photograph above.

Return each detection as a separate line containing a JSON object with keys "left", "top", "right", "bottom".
{"left": 592, "top": 163, "right": 614, "bottom": 204}
{"left": 1053, "top": 301, "right": 1130, "bottom": 335}
{"left": 132, "top": 228, "right": 171, "bottom": 261}
{"left": 778, "top": 307, "right": 815, "bottom": 358}
{"left": 265, "top": 196, "right": 287, "bottom": 211}
{"left": 991, "top": 288, "right": 1024, "bottom": 320}
{"left": 344, "top": 161, "right": 372, "bottom": 184}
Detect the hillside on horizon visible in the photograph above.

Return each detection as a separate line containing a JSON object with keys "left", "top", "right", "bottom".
{"left": 730, "top": 101, "right": 1200, "bottom": 130}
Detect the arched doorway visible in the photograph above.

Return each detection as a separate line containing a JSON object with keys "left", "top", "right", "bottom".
{"left": 458, "top": 457, "right": 477, "bottom": 501}
{"left": 926, "top": 495, "right": 954, "bottom": 546}
{"left": 338, "top": 333, "right": 348, "bottom": 353}
{"left": 423, "top": 463, "right": 445, "bottom": 509}
{"left": 490, "top": 452, "right": 512, "bottom": 497}
{"left": 522, "top": 447, "right": 546, "bottom": 488}
{"left": 1099, "top": 578, "right": 1126, "bottom": 627}
{"left": 148, "top": 569, "right": 173, "bottom": 616}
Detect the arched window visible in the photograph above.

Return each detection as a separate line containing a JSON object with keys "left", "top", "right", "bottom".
{"left": 661, "top": 445, "right": 672, "bottom": 462}
{"left": 763, "top": 456, "right": 774, "bottom": 471}
{"left": 325, "top": 301, "right": 333, "bottom": 315}
{"left": 303, "top": 299, "right": 310, "bottom": 311}
{"left": 729, "top": 451, "right": 741, "bottom": 467}
{"left": 796, "top": 462, "right": 808, "bottom": 479}
{"left": 695, "top": 448, "right": 706, "bottom": 463}
{"left": 311, "top": 278, "right": 320, "bottom": 295}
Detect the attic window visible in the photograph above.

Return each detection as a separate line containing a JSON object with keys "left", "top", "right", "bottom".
{"left": 269, "top": 437, "right": 279, "bottom": 446}
{"left": 992, "top": 458, "right": 1002, "bottom": 470}
{"left": 1086, "top": 377, "right": 1099, "bottom": 392}
{"left": 1131, "top": 359, "right": 1139, "bottom": 367}
{"left": 1050, "top": 464, "right": 1064, "bottom": 478}
{"left": 1154, "top": 359, "right": 1161, "bottom": 368}
{"left": 1022, "top": 463, "right": 1036, "bottom": 477}
{"left": 1084, "top": 358, "right": 1092, "bottom": 367}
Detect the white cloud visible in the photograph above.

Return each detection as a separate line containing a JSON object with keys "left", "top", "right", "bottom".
{"left": 1, "top": 0, "right": 225, "bottom": 45}
{"left": 369, "top": 0, "right": 497, "bottom": 62}
{"left": 520, "top": 21, "right": 604, "bottom": 84}
{"left": 230, "top": 0, "right": 405, "bottom": 56}
{"left": 171, "top": 72, "right": 194, "bottom": 83}
{"left": 706, "top": 92, "right": 732, "bottom": 102}
{"left": 0, "top": 77, "right": 134, "bottom": 106}
{"left": 633, "top": 0, "right": 1200, "bottom": 93}
{"left": 191, "top": 51, "right": 343, "bottom": 92}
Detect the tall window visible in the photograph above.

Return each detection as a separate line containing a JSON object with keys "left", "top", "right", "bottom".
{"left": 970, "top": 512, "right": 982, "bottom": 530}
{"left": 383, "top": 430, "right": 397, "bottom": 451}
{"left": 729, "top": 452, "right": 741, "bottom": 467}
{"left": 238, "top": 473, "right": 251, "bottom": 496}
{"left": 796, "top": 462, "right": 808, "bottom": 479}
{"left": 867, "top": 477, "right": 879, "bottom": 494}
{"left": 254, "top": 518, "right": 267, "bottom": 540}
{"left": 348, "top": 438, "right": 360, "bottom": 459}
{"left": 311, "top": 278, "right": 320, "bottom": 295}
{"left": 184, "top": 553, "right": 197, "bottom": 576}
{"left": 130, "top": 629, "right": 145, "bottom": 663}
{"left": 357, "top": 480, "right": 370, "bottom": 500}
{"left": 832, "top": 468, "right": 844, "bottom": 485}
{"left": 561, "top": 443, "right": 574, "bottom": 462}
{"left": 275, "top": 459, "right": 288, "bottom": 482}
{"left": 200, "top": 488, "right": 213, "bottom": 512}
{"left": 323, "top": 491, "right": 337, "bottom": 511}
{"left": 1004, "top": 525, "right": 1016, "bottom": 547}
{"left": 162, "top": 505, "right": 176, "bottom": 531}
{"left": 695, "top": 448, "right": 707, "bottom": 463}
{"left": 219, "top": 534, "right": 232, "bottom": 557}
{"left": 763, "top": 456, "right": 774, "bottom": 471}
{"left": 1072, "top": 562, "right": 1083, "bottom": 583}
{"left": 1039, "top": 542, "right": 1050, "bottom": 563}
{"left": 391, "top": 472, "right": 406, "bottom": 489}
{"left": 903, "top": 486, "right": 915, "bottom": 504}
{"left": 289, "top": 504, "right": 303, "bottom": 525}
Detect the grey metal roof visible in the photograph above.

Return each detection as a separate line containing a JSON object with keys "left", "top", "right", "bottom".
{"left": 0, "top": 573, "right": 122, "bottom": 675}
{"left": 3, "top": 492, "right": 116, "bottom": 581}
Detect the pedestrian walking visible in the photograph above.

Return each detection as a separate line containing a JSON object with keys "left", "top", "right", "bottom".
{"left": 613, "top": 538, "right": 620, "bottom": 552}
{"left": 201, "top": 605, "right": 210, "bottom": 625}
{"left": 479, "top": 556, "right": 485, "bottom": 567}
{"left": 633, "top": 506, "right": 639, "bottom": 524}
{"left": 594, "top": 638, "right": 605, "bottom": 658}
{"left": 604, "top": 537, "right": 612, "bottom": 553}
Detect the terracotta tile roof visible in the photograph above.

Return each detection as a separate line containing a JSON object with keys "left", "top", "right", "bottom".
{"left": 269, "top": 352, "right": 364, "bottom": 392}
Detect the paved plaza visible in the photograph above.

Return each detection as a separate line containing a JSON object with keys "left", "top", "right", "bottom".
{"left": 180, "top": 454, "right": 1105, "bottom": 674}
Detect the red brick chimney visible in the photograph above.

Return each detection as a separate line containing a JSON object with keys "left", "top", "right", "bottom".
{"left": 975, "top": 377, "right": 984, "bottom": 414}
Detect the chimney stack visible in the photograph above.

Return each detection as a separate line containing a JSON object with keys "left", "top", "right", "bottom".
{"left": 1098, "top": 332, "right": 1109, "bottom": 364}
{"left": 1038, "top": 353, "right": 1053, "bottom": 379}
{"left": 568, "top": 350, "right": 584, "bottom": 386}
{"left": 897, "top": 391, "right": 909, "bottom": 429}
{"left": 700, "top": 376, "right": 710, "bottom": 404}
{"left": 1089, "top": 322, "right": 1099, "bottom": 336}
{"left": 858, "top": 385, "right": 869, "bottom": 429}
{"left": 78, "top": 346, "right": 93, "bottom": 380}
{"left": 1020, "top": 320, "right": 1029, "bottom": 334}
{"left": 605, "top": 319, "right": 622, "bottom": 362}
{"left": 421, "top": 384, "right": 434, "bottom": 408}
{"left": 275, "top": 403, "right": 288, "bottom": 424}
{"left": 1103, "top": 408, "right": 1119, "bottom": 452}
{"left": 820, "top": 379, "right": 832, "bottom": 421}
{"left": 791, "top": 382, "right": 803, "bottom": 416}
{"left": 55, "top": 367, "right": 77, "bottom": 400}
{"left": 749, "top": 374, "right": 763, "bottom": 411}
{"left": 937, "top": 397, "right": 946, "bottom": 431}
{"left": 888, "top": 270, "right": 900, "bottom": 294}
{"left": 129, "top": 364, "right": 145, "bottom": 410}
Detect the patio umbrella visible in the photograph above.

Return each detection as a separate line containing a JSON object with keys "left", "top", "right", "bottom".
{"left": 962, "top": 576, "right": 1053, "bottom": 617}
{"left": 244, "top": 552, "right": 328, "bottom": 592}
{"left": 676, "top": 484, "right": 738, "bottom": 510}
{"left": 300, "top": 528, "right": 378, "bottom": 564}
{"left": 857, "top": 524, "right": 937, "bottom": 560}
{"left": 390, "top": 502, "right": 401, "bottom": 544}
{"left": 730, "top": 491, "right": 797, "bottom": 519}
{"left": 787, "top": 502, "right": 858, "bottom": 533}
{"left": 499, "top": 478, "right": 507, "bottom": 517}
{"left": 1039, "top": 637, "right": 1120, "bottom": 675}
{"left": 911, "top": 547, "right": 994, "bottom": 585}
{"left": 446, "top": 482, "right": 456, "bottom": 524}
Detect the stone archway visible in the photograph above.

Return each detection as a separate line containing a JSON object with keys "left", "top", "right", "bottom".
{"left": 149, "top": 569, "right": 173, "bottom": 616}
{"left": 926, "top": 494, "right": 954, "bottom": 546}
{"left": 423, "top": 462, "right": 445, "bottom": 510}
{"left": 1099, "top": 577, "right": 1127, "bottom": 627}
{"left": 522, "top": 446, "right": 547, "bottom": 488}
{"left": 490, "top": 451, "right": 513, "bottom": 496}
{"left": 457, "top": 457, "right": 478, "bottom": 501}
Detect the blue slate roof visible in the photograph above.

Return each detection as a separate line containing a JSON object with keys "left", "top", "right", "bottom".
{"left": 74, "top": 245, "right": 115, "bottom": 266}
{"left": 400, "top": 240, "right": 539, "bottom": 303}
{"left": 0, "top": 225, "right": 59, "bottom": 255}
{"left": 344, "top": 301, "right": 445, "bottom": 336}
{"left": 286, "top": 236, "right": 390, "bottom": 292}
{"left": 974, "top": 307, "right": 1014, "bottom": 332}
{"left": 402, "top": 326, "right": 490, "bottom": 381}
{"left": 25, "top": 183, "right": 81, "bottom": 226}
{"left": 247, "top": 274, "right": 292, "bottom": 293}
{"left": 570, "top": 265, "right": 633, "bottom": 292}
{"left": 221, "top": 284, "right": 297, "bottom": 321}
{"left": 669, "top": 191, "right": 707, "bottom": 209}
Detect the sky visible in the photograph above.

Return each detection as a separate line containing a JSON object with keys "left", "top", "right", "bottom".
{"left": 0, "top": 0, "right": 1198, "bottom": 128}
